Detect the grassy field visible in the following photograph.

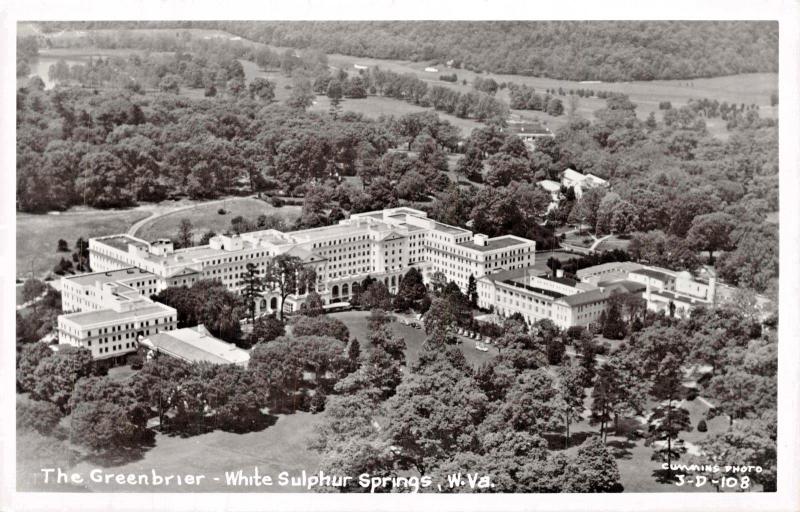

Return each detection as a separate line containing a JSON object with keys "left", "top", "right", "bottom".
{"left": 595, "top": 236, "right": 632, "bottom": 252}
{"left": 16, "top": 208, "right": 150, "bottom": 279}
{"left": 327, "top": 52, "right": 777, "bottom": 140}
{"left": 68, "top": 411, "right": 324, "bottom": 492}
{"left": 309, "top": 95, "right": 485, "bottom": 137}
{"left": 329, "top": 310, "right": 496, "bottom": 369}
{"left": 135, "top": 197, "right": 301, "bottom": 243}
{"left": 29, "top": 26, "right": 777, "bottom": 141}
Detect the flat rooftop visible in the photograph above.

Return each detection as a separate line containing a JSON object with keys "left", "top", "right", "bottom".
{"left": 539, "top": 274, "right": 579, "bottom": 287}
{"left": 632, "top": 268, "right": 675, "bottom": 282}
{"left": 63, "top": 267, "right": 154, "bottom": 286}
{"left": 500, "top": 279, "right": 565, "bottom": 299}
{"left": 599, "top": 280, "right": 647, "bottom": 293}
{"left": 96, "top": 235, "right": 149, "bottom": 252}
{"left": 143, "top": 326, "right": 249, "bottom": 366}
{"left": 577, "top": 261, "right": 642, "bottom": 277}
{"left": 458, "top": 235, "right": 529, "bottom": 252}
{"left": 433, "top": 222, "right": 470, "bottom": 235}
{"left": 60, "top": 302, "right": 174, "bottom": 327}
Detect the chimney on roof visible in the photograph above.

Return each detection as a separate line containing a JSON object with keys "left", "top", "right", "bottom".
{"left": 473, "top": 234, "right": 489, "bottom": 247}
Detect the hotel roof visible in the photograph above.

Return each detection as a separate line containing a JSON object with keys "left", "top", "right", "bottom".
{"left": 539, "top": 274, "right": 579, "bottom": 287}
{"left": 60, "top": 302, "right": 175, "bottom": 328}
{"left": 577, "top": 261, "right": 643, "bottom": 277}
{"left": 63, "top": 267, "right": 154, "bottom": 286}
{"left": 500, "top": 279, "right": 565, "bottom": 299}
{"left": 631, "top": 268, "right": 675, "bottom": 282}
{"left": 481, "top": 267, "right": 527, "bottom": 283}
{"left": 433, "top": 222, "right": 470, "bottom": 235}
{"left": 557, "top": 288, "right": 610, "bottom": 307}
{"left": 95, "top": 234, "right": 149, "bottom": 252}
{"left": 458, "top": 235, "right": 530, "bottom": 252}
{"left": 142, "top": 326, "right": 250, "bottom": 366}
{"left": 601, "top": 280, "right": 647, "bottom": 294}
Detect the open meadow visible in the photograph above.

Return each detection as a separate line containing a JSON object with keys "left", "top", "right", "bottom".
{"left": 26, "top": 25, "right": 777, "bottom": 141}
{"left": 16, "top": 208, "right": 150, "bottom": 279}
{"left": 134, "top": 197, "right": 301, "bottom": 242}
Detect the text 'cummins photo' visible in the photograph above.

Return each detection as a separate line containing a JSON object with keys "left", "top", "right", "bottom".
{"left": 6, "top": 10, "right": 797, "bottom": 512}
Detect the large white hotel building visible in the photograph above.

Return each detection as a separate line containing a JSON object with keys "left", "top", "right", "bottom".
{"left": 87, "top": 207, "right": 536, "bottom": 313}
{"left": 59, "top": 206, "right": 755, "bottom": 361}
{"left": 59, "top": 207, "right": 536, "bottom": 359}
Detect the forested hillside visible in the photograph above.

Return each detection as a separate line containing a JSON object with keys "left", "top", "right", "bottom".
{"left": 36, "top": 21, "right": 779, "bottom": 81}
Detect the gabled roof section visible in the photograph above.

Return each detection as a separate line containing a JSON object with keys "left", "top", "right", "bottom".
{"left": 557, "top": 288, "right": 610, "bottom": 307}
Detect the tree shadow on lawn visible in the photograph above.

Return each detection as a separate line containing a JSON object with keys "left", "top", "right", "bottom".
{"left": 162, "top": 411, "right": 280, "bottom": 438}
{"left": 605, "top": 437, "right": 636, "bottom": 459}
{"left": 652, "top": 467, "right": 679, "bottom": 485}
{"left": 542, "top": 430, "right": 594, "bottom": 450}
{"left": 83, "top": 436, "right": 156, "bottom": 468}
{"left": 217, "top": 412, "right": 279, "bottom": 434}
{"left": 614, "top": 416, "right": 646, "bottom": 438}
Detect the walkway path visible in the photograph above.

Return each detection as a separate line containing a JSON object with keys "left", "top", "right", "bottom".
{"left": 589, "top": 234, "right": 613, "bottom": 251}
{"left": 559, "top": 233, "right": 613, "bottom": 254}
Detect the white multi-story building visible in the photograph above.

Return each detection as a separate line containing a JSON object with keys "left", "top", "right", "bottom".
{"left": 57, "top": 269, "right": 177, "bottom": 361}
{"left": 88, "top": 207, "right": 536, "bottom": 314}
{"left": 60, "top": 267, "right": 162, "bottom": 313}
{"left": 477, "top": 267, "right": 633, "bottom": 330}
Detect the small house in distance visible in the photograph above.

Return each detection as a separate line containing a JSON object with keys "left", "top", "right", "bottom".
{"left": 503, "top": 119, "right": 555, "bottom": 150}
{"left": 424, "top": 66, "right": 439, "bottom": 72}
{"left": 353, "top": 64, "right": 368, "bottom": 71}
{"left": 560, "top": 168, "right": 608, "bottom": 198}
{"left": 537, "top": 180, "right": 562, "bottom": 211}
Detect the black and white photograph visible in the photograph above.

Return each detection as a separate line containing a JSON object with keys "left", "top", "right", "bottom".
{"left": 2, "top": 1, "right": 799, "bottom": 511}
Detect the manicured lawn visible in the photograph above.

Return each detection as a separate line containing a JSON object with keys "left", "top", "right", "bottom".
{"left": 563, "top": 232, "right": 595, "bottom": 248}
{"left": 329, "top": 310, "right": 496, "bottom": 370}
{"left": 135, "top": 198, "right": 301, "bottom": 243}
{"left": 107, "top": 364, "right": 138, "bottom": 383}
{"left": 16, "top": 208, "right": 150, "bottom": 280}
{"left": 595, "top": 236, "right": 632, "bottom": 252}
{"left": 70, "top": 411, "right": 325, "bottom": 492}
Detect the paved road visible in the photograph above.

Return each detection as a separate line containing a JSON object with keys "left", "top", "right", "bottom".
{"left": 559, "top": 233, "right": 613, "bottom": 254}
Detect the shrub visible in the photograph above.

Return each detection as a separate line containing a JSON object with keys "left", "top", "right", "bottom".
{"left": 217, "top": 208, "right": 227, "bottom": 215}
{"left": 129, "top": 355, "right": 144, "bottom": 370}
{"left": 697, "top": 419, "right": 708, "bottom": 432}
{"left": 567, "top": 326, "right": 585, "bottom": 340}
{"left": 309, "top": 391, "right": 327, "bottom": 413}
{"left": 270, "top": 196, "right": 284, "bottom": 208}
